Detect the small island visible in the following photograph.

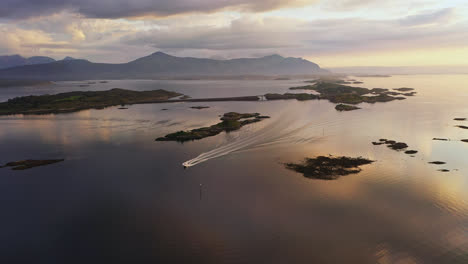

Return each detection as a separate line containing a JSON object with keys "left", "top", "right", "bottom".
{"left": 372, "top": 139, "right": 410, "bottom": 151}
{"left": 285, "top": 156, "right": 374, "bottom": 180}
{"left": 190, "top": 106, "right": 210, "bottom": 110}
{"left": 1, "top": 159, "right": 64, "bottom": 170}
{"left": 0, "top": 88, "right": 183, "bottom": 115}
{"left": 335, "top": 104, "right": 361, "bottom": 112}
{"left": 393, "top": 88, "right": 414, "bottom": 92}
{"left": 429, "top": 161, "right": 446, "bottom": 165}
{"left": 156, "top": 112, "right": 270, "bottom": 142}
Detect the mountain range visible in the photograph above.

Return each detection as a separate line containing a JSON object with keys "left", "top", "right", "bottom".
{"left": 0, "top": 52, "right": 327, "bottom": 80}
{"left": 0, "top": 55, "right": 56, "bottom": 70}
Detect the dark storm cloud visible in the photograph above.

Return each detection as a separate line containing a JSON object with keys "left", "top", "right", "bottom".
{"left": 0, "top": 0, "right": 315, "bottom": 19}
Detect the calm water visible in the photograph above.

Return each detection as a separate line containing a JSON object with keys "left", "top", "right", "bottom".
{"left": 1, "top": 75, "right": 468, "bottom": 263}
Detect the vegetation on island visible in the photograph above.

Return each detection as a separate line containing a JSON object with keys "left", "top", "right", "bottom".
{"left": 0, "top": 88, "right": 182, "bottom": 115}
{"left": 156, "top": 112, "right": 270, "bottom": 142}
{"left": 0, "top": 159, "right": 64, "bottom": 170}
{"left": 285, "top": 156, "right": 374, "bottom": 180}
{"left": 290, "top": 81, "right": 407, "bottom": 104}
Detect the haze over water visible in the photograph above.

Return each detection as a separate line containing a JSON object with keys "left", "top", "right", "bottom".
{"left": 1, "top": 75, "right": 468, "bottom": 263}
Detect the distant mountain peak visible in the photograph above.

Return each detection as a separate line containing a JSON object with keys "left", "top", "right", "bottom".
{"left": 150, "top": 51, "right": 173, "bottom": 57}
{"left": 63, "top": 56, "right": 77, "bottom": 61}
{"left": 262, "top": 54, "right": 284, "bottom": 59}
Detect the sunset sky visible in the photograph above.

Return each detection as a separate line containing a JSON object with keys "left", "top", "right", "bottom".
{"left": 1, "top": 0, "right": 467, "bottom": 67}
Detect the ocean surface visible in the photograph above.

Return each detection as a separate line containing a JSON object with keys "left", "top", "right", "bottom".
{"left": 1, "top": 75, "right": 468, "bottom": 263}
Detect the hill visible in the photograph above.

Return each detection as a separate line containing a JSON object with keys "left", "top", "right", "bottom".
{"left": 0, "top": 55, "right": 55, "bottom": 69}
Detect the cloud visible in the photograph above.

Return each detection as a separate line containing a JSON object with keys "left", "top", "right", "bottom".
{"left": 0, "top": 5, "right": 466, "bottom": 66}
{"left": 0, "top": 0, "right": 316, "bottom": 19}
{"left": 123, "top": 16, "right": 305, "bottom": 51}
{"left": 121, "top": 9, "right": 468, "bottom": 59}
{"left": 399, "top": 8, "right": 455, "bottom": 26}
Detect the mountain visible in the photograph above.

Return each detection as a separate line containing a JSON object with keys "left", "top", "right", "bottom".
{"left": 62, "top": 56, "right": 78, "bottom": 61}
{"left": 0, "top": 52, "right": 328, "bottom": 80}
{"left": 0, "top": 55, "right": 55, "bottom": 69}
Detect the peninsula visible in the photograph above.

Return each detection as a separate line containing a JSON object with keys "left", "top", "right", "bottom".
{"left": 0, "top": 88, "right": 182, "bottom": 115}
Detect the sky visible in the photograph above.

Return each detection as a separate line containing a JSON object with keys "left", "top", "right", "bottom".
{"left": 0, "top": 0, "right": 467, "bottom": 67}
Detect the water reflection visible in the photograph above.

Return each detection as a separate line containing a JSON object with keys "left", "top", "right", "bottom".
{"left": 1, "top": 75, "right": 468, "bottom": 263}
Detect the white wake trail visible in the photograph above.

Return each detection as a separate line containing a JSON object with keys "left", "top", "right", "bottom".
{"left": 182, "top": 109, "right": 317, "bottom": 168}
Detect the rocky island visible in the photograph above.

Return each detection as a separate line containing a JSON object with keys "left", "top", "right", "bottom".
{"left": 285, "top": 156, "right": 374, "bottom": 180}
{"left": 0, "top": 88, "right": 183, "bottom": 115}
{"left": 156, "top": 112, "right": 270, "bottom": 142}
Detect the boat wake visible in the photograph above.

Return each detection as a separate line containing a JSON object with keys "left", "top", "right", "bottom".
{"left": 182, "top": 109, "right": 330, "bottom": 168}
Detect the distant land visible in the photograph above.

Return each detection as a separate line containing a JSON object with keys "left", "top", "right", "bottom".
{"left": 0, "top": 52, "right": 328, "bottom": 81}
{"left": 329, "top": 66, "right": 468, "bottom": 75}
{"left": 0, "top": 55, "right": 82, "bottom": 70}
{"left": 0, "top": 55, "right": 55, "bottom": 70}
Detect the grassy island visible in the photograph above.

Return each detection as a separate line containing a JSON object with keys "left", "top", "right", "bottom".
{"left": 0, "top": 88, "right": 182, "bottom": 115}
{"left": 285, "top": 156, "right": 374, "bottom": 180}
{"left": 156, "top": 112, "right": 270, "bottom": 142}
{"left": 290, "top": 81, "right": 407, "bottom": 105}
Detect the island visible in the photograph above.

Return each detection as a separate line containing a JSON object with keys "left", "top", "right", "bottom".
{"left": 0, "top": 80, "right": 417, "bottom": 116}
{"left": 289, "top": 81, "right": 408, "bottom": 105}
{"left": 393, "top": 88, "right": 414, "bottom": 92}
{"left": 429, "top": 161, "right": 446, "bottom": 165}
{"left": 190, "top": 106, "right": 210, "bottom": 110}
{"left": 156, "top": 112, "right": 270, "bottom": 142}
{"left": 0, "top": 159, "right": 64, "bottom": 170}
{"left": 285, "top": 156, "right": 374, "bottom": 180}
{"left": 0, "top": 88, "right": 183, "bottom": 115}
{"left": 335, "top": 104, "right": 361, "bottom": 111}
{"left": 372, "top": 139, "right": 409, "bottom": 151}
